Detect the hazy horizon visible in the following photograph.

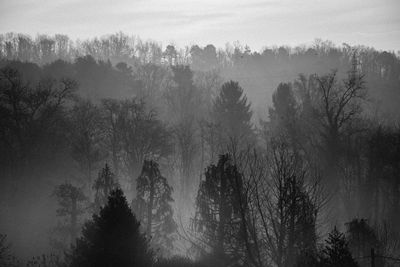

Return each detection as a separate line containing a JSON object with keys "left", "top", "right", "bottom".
{"left": 1, "top": 0, "right": 399, "bottom": 52}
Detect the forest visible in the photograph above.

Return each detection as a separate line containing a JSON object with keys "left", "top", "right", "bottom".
{"left": 0, "top": 32, "right": 400, "bottom": 267}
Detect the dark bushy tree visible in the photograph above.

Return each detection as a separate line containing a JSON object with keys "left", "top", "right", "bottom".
{"left": 132, "top": 160, "right": 177, "bottom": 256}
{"left": 321, "top": 227, "right": 358, "bottom": 267}
{"left": 69, "top": 188, "right": 153, "bottom": 267}
{"left": 192, "top": 154, "right": 245, "bottom": 264}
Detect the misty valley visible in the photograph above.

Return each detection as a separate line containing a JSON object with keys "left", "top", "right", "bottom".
{"left": 0, "top": 33, "right": 400, "bottom": 267}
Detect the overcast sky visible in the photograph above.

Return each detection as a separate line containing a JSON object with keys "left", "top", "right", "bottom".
{"left": 0, "top": 0, "right": 399, "bottom": 52}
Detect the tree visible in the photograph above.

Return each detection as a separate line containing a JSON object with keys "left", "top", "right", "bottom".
{"left": 268, "top": 83, "right": 298, "bottom": 144}
{"left": 321, "top": 227, "right": 358, "bottom": 267}
{"left": 52, "top": 183, "right": 87, "bottom": 251}
{"left": 93, "top": 163, "right": 119, "bottom": 212}
{"left": 366, "top": 126, "right": 400, "bottom": 230}
{"left": 213, "top": 81, "right": 254, "bottom": 152}
{"left": 101, "top": 99, "right": 123, "bottom": 177}
{"left": 192, "top": 154, "right": 246, "bottom": 264}
{"left": 0, "top": 67, "right": 76, "bottom": 187}
{"left": 132, "top": 160, "right": 177, "bottom": 256}
{"left": 253, "top": 140, "right": 319, "bottom": 267}
{"left": 313, "top": 64, "right": 365, "bottom": 191}
{"left": 165, "top": 65, "right": 202, "bottom": 204}
{"left": 294, "top": 227, "right": 359, "bottom": 267}
{"left": 69, "top": 188, "right": 153, "bottom": 267}
{"left": 69, "top": 99, "right": 104, "bottom": 188}
{"left": 116, "top": 99, "right": 170, "bottom": 185}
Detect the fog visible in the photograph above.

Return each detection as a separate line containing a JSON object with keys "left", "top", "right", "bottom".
{"left": 0, "top": 15, "right": 400, "bottom": 267}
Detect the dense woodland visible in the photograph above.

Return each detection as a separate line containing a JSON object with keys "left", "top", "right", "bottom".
{"left": 0, "top": 32, "right": 400, "bottom": 267}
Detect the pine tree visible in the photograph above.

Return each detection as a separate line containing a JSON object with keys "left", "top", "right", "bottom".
{"left": 213, "top": 81, "right": 254, "bottom": 151}
{"left": 93, "top": 163, "right": 118, "bottom": 212}
{"left": 69, "top": 188, "right": 153, "bottom": 267}
{"left": 321, "top": 227, "right": 358, "bottom": 267}
{"left": 132, "top": 160, "right": 177, "bottom": 256}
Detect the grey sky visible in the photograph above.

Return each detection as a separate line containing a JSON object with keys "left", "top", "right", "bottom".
{"left": 0, "top": 0, "right": 399, "bottom": 51}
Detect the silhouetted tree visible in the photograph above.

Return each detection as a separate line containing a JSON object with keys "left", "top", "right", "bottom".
{"left": 192, "top": 154, "right": 245, "bottom": 264}
{"left": 132, "top": 160, "right": 177, "bottom": 256}
{"left": 254, "top": 140, "right": 319, "bottom": 267}
{"left": 268, "top": 83, "right": 298, "bottom": 145}
{"left": 165, "top": 65, "right": 202, "bottom": 204}
{"left": 52, "top": 183, "right": 87, "bottom": 251}
{"left": 69, "top": 188, "right": 153, "bottom": 267}
{"left": 366, "top": 126, "right": 400, "bottom": 230}
{"left": 0, "top": 67, "right": 76, "bottom": 186}
{"left": 321, "top": 227, "right": 358, "bottom": 267}
{"left": 213, "top": 81, "right": 254, "bottom": 152}
{"left": 93, "top": 163, "right": 118, "bottom": 212}
{"left": 314, "top": 64, "right": 365, "bottom": 191}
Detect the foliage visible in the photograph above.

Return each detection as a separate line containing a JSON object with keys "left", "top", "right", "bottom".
{"left": 69, "top": 188, "right": 154, "bottom": 267}
{"left": 213, "top": 81, "right": 254, "bottom": 151}
{"left": 116, "top": 99, "right": 171, "bottom": 181}
{"left": 193, "top": 154, "right": 245, "bottom": 263}
{"left": 321, "top": 227, "right": 359, "bottom": 267}
{"left": 132, "top": 160, "right": 177, "bottom": 256}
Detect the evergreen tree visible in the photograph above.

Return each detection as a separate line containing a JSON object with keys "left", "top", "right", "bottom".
{"left": 321, "top": 227, "right": 358, "bottom": 267}
{"left": 132, "top": 160, "right": 177, "bottom": 256}
{"left": 69, "top": 188, "right": 153, "bottom": 267}
{"left": 192, "top": 154, "right": 245, "bottom": 263}
{"left": 93, "top": 163, "right": 118, "bottom": 212}
{"left": 213, "top": 81, "right": 254, "bottom": 151}
{"left": 52, "top": 183, "right": 87, "bottom": 252}
{"left": 268, "top": 83, "right": 299, "bottom": 145}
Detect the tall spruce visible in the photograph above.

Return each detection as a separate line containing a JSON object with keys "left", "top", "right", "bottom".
{"left": 213, "top": 81, "right": 254, "bottom": 151}
{"left": 132, "top": 160, "right": 177, "bottom": 256}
